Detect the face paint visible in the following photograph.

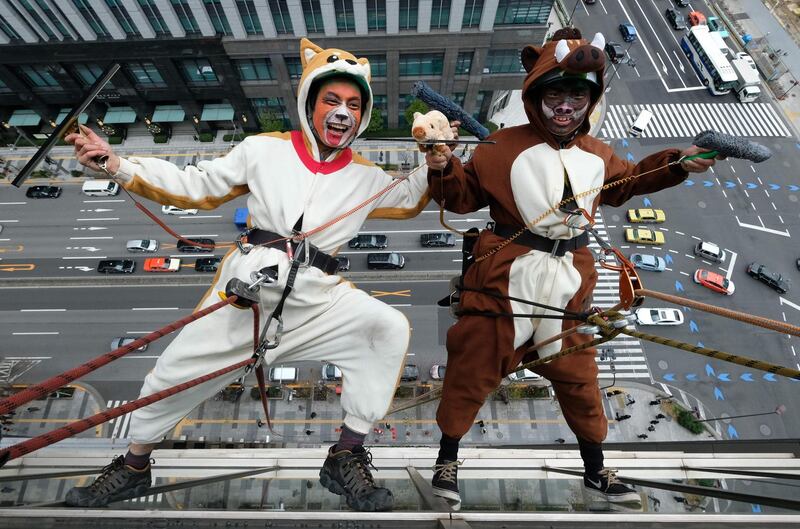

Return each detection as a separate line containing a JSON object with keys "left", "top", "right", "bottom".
{"left": 311, "top": 80, "right": 363, "bottom": 150}
{"left": 539, "top": 81, "right": 591, "bottom": 139}
{"left": 318, "top": 103, "right": 357, "bottom": 147}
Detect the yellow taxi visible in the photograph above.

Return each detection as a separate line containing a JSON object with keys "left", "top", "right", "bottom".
{"left": 627, "top": 208, "right": 666, "bottom": 223}
{"left": 625, "top": 228, "right": 665, "bottom": 245}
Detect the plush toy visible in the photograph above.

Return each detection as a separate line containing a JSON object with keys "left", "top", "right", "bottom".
{"left": 412, "top": 110, "right": 454, "bottom": 153}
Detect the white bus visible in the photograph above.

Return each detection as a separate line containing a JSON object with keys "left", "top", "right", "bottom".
{"left": 681, "top": 25, "right": 737, "bottom": 95}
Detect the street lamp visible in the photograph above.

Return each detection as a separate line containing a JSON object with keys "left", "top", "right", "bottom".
{"left": 695, "top": 404, "right": 786, "bottom": 423}
{"left": 778, "top": 80, "right": 799, "bottom": 99}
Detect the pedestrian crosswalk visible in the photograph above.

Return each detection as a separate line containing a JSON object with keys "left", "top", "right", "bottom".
{"left": 107, "top": 400, "right": 132, "bottom": 439}
{"left": 588, "top": 211, "right": 651, "bottom": 381}
{"left": 600, "top": 103, "right": 791, "bottom": 139}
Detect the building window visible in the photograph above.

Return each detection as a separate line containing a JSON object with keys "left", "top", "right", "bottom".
{"left": 181, "top": 58, "right": 220, "bottom": 84}
{"left": 284, "top": 56, "right": 303, "bottom": 79}
{"left": 17, "top": 0, "right": 56, "bottom": 40}
{"left": 137, "top": 0, "right": 170, "bottom": 37}
{"left": 235, "top": 58, "right": 273, "bottom": 80}
{"left": 485, "top": 49, "right": 524, "bottom": 73}
{"left": 455, "top": 51, "right": 473, "bottom": 75}
{"left": 399, "top": 53, "right": 443, "bottom": 76}
{"left": 250, "top": 97, "right": 289, "bottom": 127}
{"left": 398, "top": 0, "right": 418, "bottom": 30}
{"left": 364, "top": 55, "right": 386, "bottom": 77}
{"left": 72, "top": 0, "right": 111, "bottom": 38}
{"left": 171, "top": 0, "right": 201, "bottom": 35}
{"left": 105, "top": 0, "right": 141, "bottom": 37}
{"left": 269, "top": 0, "right": 293, "bottom": 34}
{"left": 473, "top": 90, "right": 489, "bottom": 118}
{"left": 204, "top": 0, "right": 232, "bottom": 36}
{"left": 19, "top": 65, "right": 61, "bottom": 88}
{"left": 494, "top": 0, "right": 553, "bottom": 25}
{"left": 366, "top": 0, "right": 386, "bottom": 31}
{"left": 0, "top": 77, "right": 10, "bottom": 93}
{"left": 0, "top": 15, "right": 22, "bottom": 42}
{"left": 397, "top": 93, "right": 416, "bottom": 122}
{"left": 301, "top": 0, "right": 324, "bottom": 33}
{"left": 462, "top": 0, "right": 483, "bottom": 27}
{"left": 35, "top": 0, "right": 72, "bottom": 40}
{"left": 372, "top": 93, "right": 387, "bottom": 120}
{"left": 71, "top": 63, "right": 117, "bottom": 86}
{"left": 452, "top": 92, "right": 465, "bottom": 107}
{"left": 334, "top": 0, "right": 355, "bottom": 32}
{"left": 236, "top": 0, "right": 262, "bottom": 35}
{"left": 430, "top": 0, "right": 451, "bottom": 29}
{"left": 126, "top": 61, "right": 166, "bottom": 86}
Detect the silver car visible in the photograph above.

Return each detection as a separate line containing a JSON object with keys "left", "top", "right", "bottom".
{"left": 126, "top": 239, "right": 158, "bottom": 252}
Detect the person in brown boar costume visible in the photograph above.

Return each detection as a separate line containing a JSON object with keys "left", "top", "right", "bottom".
{"left": 424, "top": 27, "right": 720, "bottom": 509}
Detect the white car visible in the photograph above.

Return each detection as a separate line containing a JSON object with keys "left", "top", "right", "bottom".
{"left": 162, "top": 205, "right": 198, "bottom": 215}
{"left": 321, "top": 363, "right": 342, "bottom": 381}
{"left": 507, "top": 368, "right": 542, "bottom": 381}
{"left": 634, "top": 307, "right": 684, "bottom": 326}
{"left": 126, "top": 239, "right": 158, "bottom": 252}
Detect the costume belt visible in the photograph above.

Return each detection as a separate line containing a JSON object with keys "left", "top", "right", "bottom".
{"left": 492, "top": 224, "right": 590, "bottom": 257}
{"left": 244, "top": 229, "right": 340, "bottom": 275}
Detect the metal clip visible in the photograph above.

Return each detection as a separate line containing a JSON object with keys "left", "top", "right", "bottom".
{"left": 236, "top": 227, "right": 255, "bottom": 255}
{"left": 292, "top": 234, "right": 311, "bottom": 268}
{"left": 97, "top": 155, "right": 112, "bottom": 177}
{"left": 550, "top": 239, "right": 561, "bottom": 257}
{"left": 259, "top": 312, "right": 284, "bottom": 352}
{"left": 248, "top": 266, "right": 278, "bottom": 291}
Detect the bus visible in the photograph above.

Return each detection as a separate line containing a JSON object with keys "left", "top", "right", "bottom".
{"left": 680, "top": 25, "right": 737, "bottom": 95}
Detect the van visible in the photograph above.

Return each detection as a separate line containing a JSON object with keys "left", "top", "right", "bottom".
{"left": 268, "top": 367, "right": 298, "bottom": 383}
{"left": 82, "top": 180, "right": 120, "bottom": 196}
{"left": 629, "top": 109, "right": 653, "bottom": 137}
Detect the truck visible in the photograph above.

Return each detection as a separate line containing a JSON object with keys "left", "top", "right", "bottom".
{"left": 730, "top": 52, "right": 762, "bottom": 103}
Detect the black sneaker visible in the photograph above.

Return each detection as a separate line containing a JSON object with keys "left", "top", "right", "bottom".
{"left": 65, "top": 455, "right": 152, "bottom": 507}
{"left": 319, "top": 446, "right": 393, "bottom": 512}
{"left": 584, "top": 468, "right": 640, "bottom": 503}
{"left": 431, "top": 459, "right": 462, "bottom": 511}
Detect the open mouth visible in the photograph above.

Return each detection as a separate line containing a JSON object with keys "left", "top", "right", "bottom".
{"left": 324, "top": 122, "right": 352, "bottom": 146}
{"left": 327, "top": 122, "right": 350, "bottom": 132}
{"left": 552, "top": 116, "right": 573, "bottom": 126}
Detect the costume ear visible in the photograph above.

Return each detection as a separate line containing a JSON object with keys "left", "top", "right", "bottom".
{"left": 413, "top": 112, "right": 422, "bottom": 120}
{"left": 357, "top": 56, "right": 371, "bottom": 81}
{"left": 300, "top": 38, "right": 324, "bottom": 68}
{"left": 521, "top": 45, "right": 542, "bottom": 73}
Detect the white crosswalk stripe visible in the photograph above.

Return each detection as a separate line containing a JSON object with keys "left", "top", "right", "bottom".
{"left": 600, "top": 103, "right": 791, "bottom": 138}
{"left": 589, "top": 210, "right": 651, "bottom": 381}
{"left": 107, "top": 400, "right": 131, "bottom": 439}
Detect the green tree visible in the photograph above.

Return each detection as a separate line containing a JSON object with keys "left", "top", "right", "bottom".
{"left": 258, "top": 110, "right": 284, "bottom": 132}
{"left": 366, "top": 108, "right": 384, "bottom": 132}
{"left": 404, "top": 99, "right": 429, "bottom": 127}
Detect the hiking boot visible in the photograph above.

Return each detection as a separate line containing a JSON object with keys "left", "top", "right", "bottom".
{"left": 319, "top": 446, "right": 393, "bottom": 511}
{"left": 584, "top": 468, "right": 640, "bottom": 503}
{"left": 432, "top": 459, "right": 462, "bottom": 511}
{"left": 65, "top": 455, "right": 152, "bottom": 507}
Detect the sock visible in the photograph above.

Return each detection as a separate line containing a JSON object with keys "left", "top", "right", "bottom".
{"left": 334, "top": 425, "right": 366, "bottom": 452}
{"left": 437, "top": 434, "right": 461, "bottom": 464}
{"left": 577, "top": 437, "right": 604, "bottom": 476}
{"left": 124, "top": 450, "right": 152, "bottom": 470}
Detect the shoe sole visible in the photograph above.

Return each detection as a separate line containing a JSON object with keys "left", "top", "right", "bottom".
{"left": 319, "top": 468, "right": 393, "bottom": 512}
{"left": 583, "top": 485, "right": 641, "bottom": 504}
{"left": 432, "top": 486, "right": 462, "bottom": 511}
{"left": 67, "top": 482, "right": 151, "bottom": 508}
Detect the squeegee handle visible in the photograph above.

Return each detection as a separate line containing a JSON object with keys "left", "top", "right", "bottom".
{"left": 682, "top": 150, "right": 719, "bottom": 162}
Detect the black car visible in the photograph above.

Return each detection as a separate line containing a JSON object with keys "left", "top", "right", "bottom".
{"left": 747, "top": 262, "right": 790, "bottom": 294}
{"left": 605, "top": 42, "right": 626, "bottom": 64}
{"left": 665, "top": 8, "right": 686, "bottom": 29}
{"left": 348, "top": 234, "right": 388, "bottom": 249}
{"left": 674, "top": 0, "right": 688, "bottom": 6}
{"left": 335, "top": 256, "right": 351, "bottom": 272}
{"left": 97, "top": 259, "right": 135, "bottom": 274}
{"left": 400, "top": 364, "right": 419, "bottom": 382}
{"left": 367, "top": 252, "right": 405, "bottom": 270}
{"left": 177, "top": 238, "right": 215, "bottom": 253}
{"left": 26, "top": 185, "right": 62, "bottom": 199}
{"left": 420, "top": 232, "right": 456, "bottom": 247}
{"left": 194, "top": 256, "right": 221, "bottom": 272}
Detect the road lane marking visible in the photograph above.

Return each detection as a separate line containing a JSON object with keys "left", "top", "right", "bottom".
{"left": 0, "top": 202, "right": 26, "bottom": 205}
{"left": 12, "top": 332, "right": 60, "bottom": 335}
{"left": 725, "top": 251, "right": 737, "bottom": 280}
{"left": 0, "top": 220, "right": 19, "bottom": 223}
{"left": 62, "top": 256, "right": 107, "bottom": 259}
{"left": 371, "top": 290, "right": 412, "bottom": 297}
{"left": 82, "top": 199, "right": 125, "bottom": 203}
{"left": 734, "top": 216, "right": 790, "bottom": 237}
{"left": 126, "top": 331, "right": 155, "bottom": 334}
{"left": 20, "top": 309, "right": 66, "bottom": 312}
{"left": 131, "top": 307, "right": 180, "bottom": 311}
{"left": 680, "top": 271, "right": 690, "bottom": 276}
{"left": 76, "top": 217, "right": 119, "bottom": 221}
{"left": 779, "top": 297, "right": 800, "bottom": 312}
{"left": 4, "top": 356, "right": 52, "bottom": 359}
{"left": 181, "top": 215, "right": 223, "bottom": 219}
{"left": 70, "top": 236, "right": 113, "bottom": 240}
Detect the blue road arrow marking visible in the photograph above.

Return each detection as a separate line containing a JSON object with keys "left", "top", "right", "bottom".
{"left": 714, "top": 387, "right": 725, "bottom": 400}
{"left": 622, "top": 139, "right": 629, "bottom": 147}
{"left": 697, "top": 341, "right": 704, "bottom": 348}
{"left": 770, "top": 184, "right": 780, "bottom": 190}
{"left": 717, "top": 373, "right": 730, "bottom": 382}
{"left": 664, "top": 254, "right": 673, "bottom": 265}
{"left": 789, "top": 184, "right": 800, "bottom": 191}
{"left": 703, "top": 180, "right": 714, "bottom": 187}
{"left": 689, "top": 320, "right": 699, "bottom": 333}
{"left": 763, "top": 373, "right": 777, "bottom": 382}
{"left": 725, "top": 181, "right": 736, "bottom": 188}
{"left": 675, "top": 280, "right": 684, "bottom": 292}
{"left": 626, "top": 152, "right": 635, "bottom": 161}
{"left": 740, "top": 373, "right": 754, "bottom": 382}
{"left": 746, "top": 182, "right": 758, "bottom": 189}
{"left": 752, "top": 504, "right": 762, "bottom": 513}
{"left": 705, "top": 363, "right": 715, "bottom": 377}
{"left": 643, "top": 197, "right": 652, "bottom": 207}
{"left": 686, "top": 373, "right": 698, "bottom": 381}
{"left": 685, "top": 179, "right": 695, "bottom": 186}
{"left": 663, "top": 373, "right": 676, "bottom": 381}
{"left": 728, "top": 424, "right": 739, "bottom": 439}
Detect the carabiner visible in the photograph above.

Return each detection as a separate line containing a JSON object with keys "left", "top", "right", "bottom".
{"left": 236, "top": 227, "right": 255, "bottom": 255}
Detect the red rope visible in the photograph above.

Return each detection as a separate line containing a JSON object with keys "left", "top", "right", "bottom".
{"left": 0, "top": 296, "right": 239, "bottom": 415}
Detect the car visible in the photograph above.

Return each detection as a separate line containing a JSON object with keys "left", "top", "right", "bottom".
{"left": 674, "top": 0, "right": 688, "bottom": 6}
{"left": 507, "top": 368, "right": 542, "bottom": 381}
{"left": 630, "top": 253, "right": 666, "bottom": 272}
{"left": 605, "top": 42, "right": 627, "bottom": 64}
{"left": 348, "top": 234, "right": 388, "bottom": 249}
{"left": 797, "top": 257, "right": 800, "bottom": 271}
{"left": 584, "top": 0, "right": 596, "bottom": 4}
{"left": 634, "top": 307, "right": 684, "bottom": 325}
{"left": 420, "top": 232, "right": 456, "bottom": 247}
{"left": 0, "top": 224, "right": 3, "bottom": 234}
{"left": 321, "top": 363, "right": 342, "bottom": 381}
{"left": 627, "top": 208, "right": 666, "bottom": 223}
{"left": 126, "top": 239, "right": 158, "bottom": 253}
{"left": 707, "top": 16, "right": 729, "bottom": 37}
{"left": 162, "top": 205, "right": 198, "bottom": 215}
{"left": 694, "top": 268, "right": 735, "bottom": 295}
{"left": 25, "top": 185, "right": 62, "bottom": 199}
{"left": 746, "top": 262, "right": 790, "bottom": 294}
{"left": 694, "top": 241, "right": 725, "bottom": 263}
{"left": 367, "top": 252, "right": 405, "bottom": 270}
{"left": 144, "top": 257, "right": 181, "bottom": 272}
{"left": 665, "top": 8, "right": 687, "bottom": 30}
{"left": 400, "top": 364, "right": 419, "bottom": 382}
{"left": 625, "top": 228, "right": 664, "bottom": 245}
{"left": 97, "top": 259, "right": 135, "bottom": 274}
{"left": 430, "top": 364, "right": 446, "bottom": 380}
{"left": 110, "top": 337, "right": 148, "bottom": 352}
{"left": 194, "top": 256, "right": 221, "bottom": 272}
{"left": 688, "top": 10, "right": 706, "bottom": 26}
{"left": 335, "top": 256, "right": 351, "bottom": 272}
{"left": 619, "top": 23, "right": 637, "bottom": 42}
{"left": 177, "top": 238, "right": 215, "bottom": 253}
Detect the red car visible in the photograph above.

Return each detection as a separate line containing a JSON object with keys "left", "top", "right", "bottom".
{"left": 694, "top": 269, "right": 735, "bottom": 295}
{"left": 144, "top": 257, "right": 181, "bottom": 272}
